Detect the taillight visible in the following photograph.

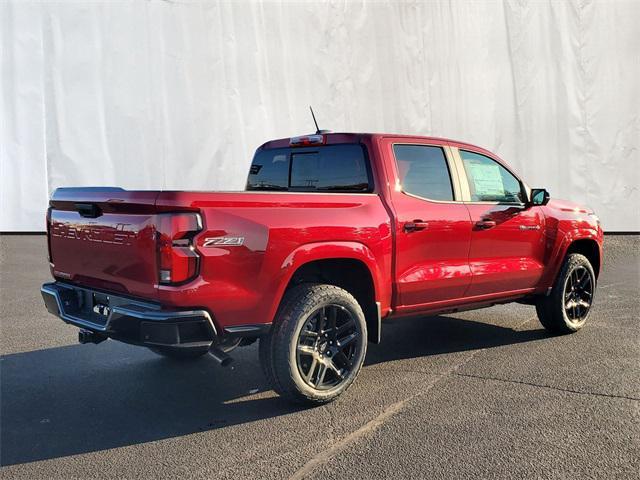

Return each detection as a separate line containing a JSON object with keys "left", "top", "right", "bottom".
{"left": 156, "top": 213, "right": 202, "bottom": 285}
{"left": 46, "top": 207, "right": 52, "bottom": 263}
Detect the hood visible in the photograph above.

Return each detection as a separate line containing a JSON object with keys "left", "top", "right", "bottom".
{"left": 545, "top": 198, "right": 594, "bottom": 215}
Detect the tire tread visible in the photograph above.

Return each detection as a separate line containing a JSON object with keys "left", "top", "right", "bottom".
{"left": 260, "top": 283, "right": 367, "bottom": 405}
{"left": 536, "top": 253, "right": 595, "bottom": 334}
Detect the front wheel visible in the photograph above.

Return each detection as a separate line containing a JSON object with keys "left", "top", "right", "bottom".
{"left": 536, "top": 253, "right": 596, "bottom": 334}
{"left": 260, "top": 283, "right": 367, "bottom": 405}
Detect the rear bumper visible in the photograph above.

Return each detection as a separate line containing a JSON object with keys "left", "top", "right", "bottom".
{"left": 41, "top": 282, "right": 217, "bottom": 349}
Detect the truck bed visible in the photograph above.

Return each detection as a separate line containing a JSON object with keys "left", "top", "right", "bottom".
{"left": 47, "top": 187, "right": 393, "bottom": 329}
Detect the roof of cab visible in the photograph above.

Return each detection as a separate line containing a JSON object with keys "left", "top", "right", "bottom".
{"left": 258, "top": 132, "right": 493, "bottom": 156}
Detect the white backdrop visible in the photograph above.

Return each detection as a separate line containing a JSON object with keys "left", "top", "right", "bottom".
{"left": 1, "top": 0, "right": 639, "bottom": 232}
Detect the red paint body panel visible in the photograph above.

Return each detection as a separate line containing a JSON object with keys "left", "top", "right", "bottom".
{"left": 48, "top": 191, "right": 159, "bottom": 297}
{"left": 45, "top": 133, "right": 604, "bottom": 335}
{"left": 537, "top": 198, "right": 604, "bottom": 288}
{"left": 464, "top": 204, "right": 547, "bottom": 296}
{"left": 376, "top": 137, "right": 473, "bottom": 307}
{"left": 154, "top": 191, "right": 393, "bottom": 330}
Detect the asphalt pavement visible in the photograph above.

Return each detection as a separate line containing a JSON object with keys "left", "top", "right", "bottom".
{"left": 1, "top": 234, "right": 638, "bottom": 479}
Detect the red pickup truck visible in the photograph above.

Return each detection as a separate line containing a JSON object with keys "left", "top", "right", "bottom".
{"left": 41, "top": 132, "right": 603, "bottom": 404}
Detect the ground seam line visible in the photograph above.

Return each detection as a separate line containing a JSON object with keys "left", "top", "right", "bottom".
{"left": 455, "top": 372, "right": 640, "bottom": 402}
{"left": 288, "top": 348, "right": 484, "bottom": 480}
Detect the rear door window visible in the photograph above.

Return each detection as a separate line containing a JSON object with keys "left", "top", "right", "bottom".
{"left": 247, "top": 144, "right": 372, "bottom": 193}
{"left": 393, "top": 145, "right": 454, "bottom": 201}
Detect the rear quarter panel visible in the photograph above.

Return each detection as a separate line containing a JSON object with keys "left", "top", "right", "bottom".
{"left": 155, "top": 191, "right": 393, "bottom": 331}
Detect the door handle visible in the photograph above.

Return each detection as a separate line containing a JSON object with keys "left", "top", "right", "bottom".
{"left": 475, "top": 219, "right": 496, "bottom": 230}
{"left": 403, "top": 220, "right": 429, "bottom": 232}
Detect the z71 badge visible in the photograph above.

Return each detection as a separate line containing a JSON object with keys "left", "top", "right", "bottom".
{"left": 203, "top": 236, "right": 245, "bottom": 247}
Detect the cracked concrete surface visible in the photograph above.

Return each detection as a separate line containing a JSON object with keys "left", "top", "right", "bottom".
{"left": 1, "top": 235, "right": 638, "bottom": 479}
{"left": 453, "top": 372, "right": 640, "bottom": 402}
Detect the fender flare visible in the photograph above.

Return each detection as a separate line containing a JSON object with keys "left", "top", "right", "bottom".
{"left": 266, "top": 241, "right": 386, "bottom": 326}
{"left": 540, "top": 227, "right": 602, "bottom": 292}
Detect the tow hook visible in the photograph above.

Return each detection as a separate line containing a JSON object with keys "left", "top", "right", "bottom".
{"left": 78, "top": 329, "right": 108, "bottom": 344}
{"left": 208, "top": 347, "right": 233, "bottom": 367}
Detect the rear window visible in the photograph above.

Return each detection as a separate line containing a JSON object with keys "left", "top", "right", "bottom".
{"left": 246, "top": 144, "right": 372, "bottom": 193}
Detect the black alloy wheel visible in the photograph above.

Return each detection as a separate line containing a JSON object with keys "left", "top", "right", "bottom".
{"left": 563, "top": 264, "right": 594, "bottom": 322}
{"left": 296, "top": 304, "right": 360, "bottom": 390}
{"left": 536, "top": 253, "right": 596, "bottom": 334}
{"left": 260, "top": 283, "right": 368, "bottom": 405}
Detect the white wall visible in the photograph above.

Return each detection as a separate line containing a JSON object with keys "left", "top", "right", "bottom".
{"left": 1, "top": 0, "right": 639, "bottom": 231}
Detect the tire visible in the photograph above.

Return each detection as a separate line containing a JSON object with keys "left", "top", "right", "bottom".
{"left": 148, "top": 346, "right": 209, "bottom": 360}
{"left": 260, "top": 283, "right": 368, "bottom": 406}
{"left": 536, "top": 253, "right": 596, "bottom": 334}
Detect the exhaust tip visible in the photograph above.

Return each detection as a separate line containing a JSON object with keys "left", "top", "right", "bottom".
{"left": 219, "top": 357, "right": 233, "bottom": 367}
{"left": 208, "top": 347, "right": 233, "bottom": 367}
{"left": 78, "top": 329, "right": 107, "bottom": 344}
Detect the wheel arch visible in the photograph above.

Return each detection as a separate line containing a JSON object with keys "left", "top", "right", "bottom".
{"left": 540, "top": 229, "right": 602, "bottom": 293}
{"left": 271, "top": 242, "right": 384, "bottom": 343}
{"left": 565, "top": 238, "right": 601, "bottom": 279}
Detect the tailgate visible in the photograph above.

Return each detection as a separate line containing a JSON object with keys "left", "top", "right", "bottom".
{"left": 48, "top": 188, "right": 160, "bottom": 297}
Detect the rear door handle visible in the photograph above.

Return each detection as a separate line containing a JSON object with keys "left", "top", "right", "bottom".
{"left": 475, "top": 219, "right": 496, "bottom": 230}
{"left": 403, "top": 220, "right": 429, "bottom": 232}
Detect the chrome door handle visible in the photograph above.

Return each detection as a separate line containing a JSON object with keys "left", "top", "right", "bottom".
{"left": 519, "top": 224, "right": 541, "bottom": 231}
{"left": 404, "top": 220, "right": 429, "bottom": 232}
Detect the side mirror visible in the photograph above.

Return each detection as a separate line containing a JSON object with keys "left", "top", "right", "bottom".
{"left": 529, "top": 188, "right": 550, "bottom": 206}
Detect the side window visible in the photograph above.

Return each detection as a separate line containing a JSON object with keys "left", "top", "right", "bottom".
{"left": 246, "top": 148, "right": 289, "bottom": 191}
{"left": 393, "top": 145, "right": 454, "bottom": 201}
{"left": 460, "top": 150, "right": 523, "bottom": 203}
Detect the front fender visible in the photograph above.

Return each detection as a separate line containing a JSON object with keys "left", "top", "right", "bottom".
{"left": 539, "top": 226, "right": 602, "bottom": 292}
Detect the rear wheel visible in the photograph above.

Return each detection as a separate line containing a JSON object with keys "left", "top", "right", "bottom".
{"left": 536, "top": 253, "right": 596, "bottom": 334}
{"left": 260, "top": 283, "right": 367, "bottom": 405}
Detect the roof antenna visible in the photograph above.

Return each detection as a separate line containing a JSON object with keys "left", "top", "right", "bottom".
{"left": 309, "top": 106, "right": 330, "bottom": 134}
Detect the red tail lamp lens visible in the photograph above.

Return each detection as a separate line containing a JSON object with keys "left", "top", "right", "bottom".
{"left": 157, "top": 213, "right": 201, "bottom": 284}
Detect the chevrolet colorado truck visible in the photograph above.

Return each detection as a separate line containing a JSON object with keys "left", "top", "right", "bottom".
{"left": 41, "top": 132, "right": 603, "bottom": 404}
